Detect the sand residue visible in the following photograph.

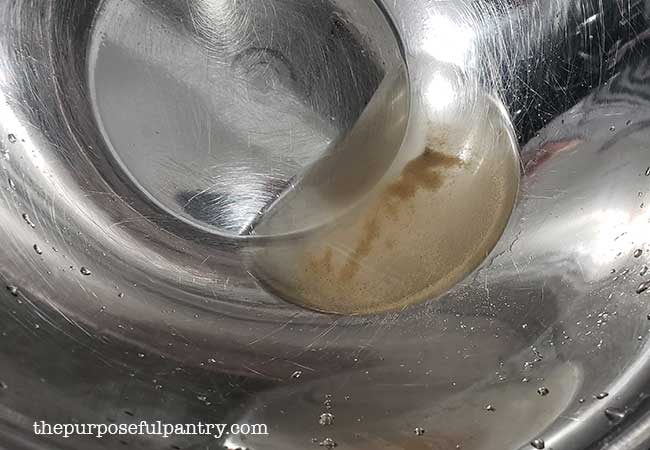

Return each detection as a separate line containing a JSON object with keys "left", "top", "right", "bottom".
{"left": 253, "top": 134, "right": 518, "bottom": 314}
{"left": 339, "top": 149, "right": 462, "bottom": 282}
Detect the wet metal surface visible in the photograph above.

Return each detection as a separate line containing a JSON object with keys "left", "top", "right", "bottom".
{"left": 0, "top": 0, "right": 650, "bottom": 449}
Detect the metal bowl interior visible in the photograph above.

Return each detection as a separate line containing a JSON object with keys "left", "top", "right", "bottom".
{"left": 88, "top": 0, "right": 410, "bottom": 239}
{"left": 0, "top": 0, "right": 650, "bottom": 450}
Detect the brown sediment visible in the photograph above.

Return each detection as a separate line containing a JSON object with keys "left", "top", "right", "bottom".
{"left": 339, "top": 214, "right": 381, "bottom": 282}
{"left": 307, "top": 246, "right": 333, "bottom": 274}
{"left": 255, "top": 125, "right": 520, "bottom": 315}
{"left": 385, "top": 148, "right": 461, "bottom": 203}
{"left": 337, "top": 147, "right": 462, "bottom": 282}
{"left": 321, "top": 247, "right": 333, "bottom": 272}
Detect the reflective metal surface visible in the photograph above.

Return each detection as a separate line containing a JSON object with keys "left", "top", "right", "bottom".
{"left": 1, "top": 0, "right": 650, "bottom": 449}
{"left": 89, "top": 0, "right": 410, "bottom": 238}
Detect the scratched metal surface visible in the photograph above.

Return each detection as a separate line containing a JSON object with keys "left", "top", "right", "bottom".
{"left": 0, "top": 0, "right": 650, "bottom": 449}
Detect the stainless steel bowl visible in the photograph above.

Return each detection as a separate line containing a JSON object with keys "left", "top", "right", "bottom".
{"left": 2, "top": 0, "right": 650, "bottom": 449}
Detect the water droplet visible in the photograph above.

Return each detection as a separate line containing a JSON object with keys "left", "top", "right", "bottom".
{"left": 578, "top": 398, "right": 585, "bottom": 403}
{"left": 318, "top": 437, "right": 337, "bottom": 448}
{"left": 596, "top": 392, "right": 609, "bottom": 399}
{"left": 531, "top": 438, "right": 545, "bottom": 449}
{"left": 605, "top": 407, "right": 626, "bottom": 423}
{"left": 646, "top": 167, "right": 650, "bottom": 176}
{"left": 637, "top": 281, "right": 650, "bottom": 294}
{"left": 537, "top": 387, "right": 550, "bottom": 396}
{"left": 7, "top": 134, "right": 16, "bottom": 144}
{"left": 291, "top": 370, "right": 302, "bottom": 379}
{"left": 0, "top": 380, "right": 7, "bottom": 389}
{"left": 414, "top": 427, "right": 425, "bottom": 436}
{"left": 319, "top": 413, "right": 334, "bottom": 426}
{"left": 485, "top": 404, "right": 495, "bottom": 412}
{"left": 8, "top": 178, "right": 15, "bottom": 190}
{"left": 118, "top": 293, "right": 124, "bottom": 298}
{"left": 197, "top": 395, "right": 207, "bottom": 402}
{"left": 635, "top": 249, "right": 643, "bottom": 258}
{"left": 80, "top": 267, "right": 92, "bottom": 276}
{"left": 610, "top": 125, "right": 616, "bottom": 132}
{"left": 6, "top": 285, "right": 18, "bottom": 296}
{"left": 22, "top": 213, "right": 35, "bottom": 228}
{"left": 33, "top": 244, "right": 42, "bottom": 255}
{"left": 641, "top": 266, "right": 649, "bottom": 276}
{"left": 137, "top": 353, "right": 145, "bottom": 358}
{"left": 522, "top": 377, "right": 530, "bottom": 383}
{"left": 99, "top": 306, "right": 106, "bottom": 312}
